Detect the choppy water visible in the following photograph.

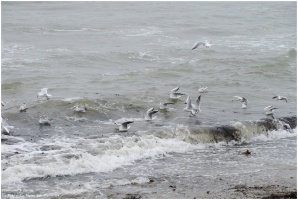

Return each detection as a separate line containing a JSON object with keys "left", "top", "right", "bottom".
{"left": 1, "top": 2, "right": 297, "bottom": 198}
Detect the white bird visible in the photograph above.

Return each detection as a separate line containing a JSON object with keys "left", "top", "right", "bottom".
{"left": 1, "top": 117, "right": 14, "bottom": 134}
{"left": 115, "top": 120, "right": 134, "bottom": 132}
{"left": 233, "top": 96, "right": 248, "bottom": 109}
{"left": 72, "top": 105, "right": 87, "bottom": 113}
{"left": 264, "top": 105, "right": 278, "bottom": 115}
{"left": 1, "top": 101, "right": 5, "bottom": 107}
{"left": 272, "top": 95, "right": 288, "bottom": 102}
{"left": 37, "top": 88, "right": 52, "bottom": 100}
{"left": 39, "top": 117, "right": 51, "bottom": 126}
{"left": 169, "top": 87, "right": 185, "bottom": 99}
{"left": 145, "top": 107, "right": 159, "bottom": 121}
{"left": 184, "top": 95, "right": 196, "bottom": 116}
{"left": 191, "top": 41, "right": 212, "bottom": 50}
{"left": 198, "top": 86, "right": 208, "bottom": 93}
{"left": 159, "top": 102, "right": 174, "bottom": 110}
{"left": 19, "top": 103, "right": 28, "bottom": 112}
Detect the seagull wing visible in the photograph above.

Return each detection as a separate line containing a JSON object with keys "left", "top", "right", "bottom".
{"left": 264, "top": 105, "right": 272, "bottom": 110}
{"left": 195, "top": 95, "right": 201, "bottom": 109}
{"left": 146, "top": 107, "right": 154, "bottom": 114}
{"left": 234, "top": 96, "right": 243, "bottom": 101}
{"left": 191, "top": 42, "right": 203, "bottom": 50}
{"left": 122, "top": 121, "right": 134, "bottom": 126}
{"left": 171, "top": 87, "right": 179, "bottom": 93}
{"left": 121, "top": 121, "right": 134, "bottom": 129}
{"left": 270, "top": 107, "right": 278, "bottom": 111}
{"left": 186, "top": 97, "right": 193, "bottom": 110}
{"left": 185, "top": 95, "right": 190, "bottom": 104}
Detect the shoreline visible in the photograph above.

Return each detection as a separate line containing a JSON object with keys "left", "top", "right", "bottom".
{"left": 101, "top": 168, "right": 297, "bottom": 199}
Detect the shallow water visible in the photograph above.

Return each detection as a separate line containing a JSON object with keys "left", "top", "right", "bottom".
{"left": 1, "top": 1, "right": 297, "bottom": 198}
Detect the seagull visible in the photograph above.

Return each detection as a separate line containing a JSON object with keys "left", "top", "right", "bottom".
{"left": 1, "top": 117, "right": 14, "bottom": 134}
{"left": 39, "top": 117, "right": 51, "bottom": 126}
{"left": 145, "top": 107, "right": 159, "bottom": 121}
{"left": 169, "top": 86, "right": 185, "bottom": 99}
{"left": 114, "top": 120, "right": 134, "bottom": 132}
{"left": 233, "top": 96, "right": 248, "bottom": 109}
{"left": 19, "top": 103, "right": 28, "bottom": 112}
{"left": 37, "top": 88, "right": 52, "bottom": 100}
{"left": 72, "top": 105, "right": 87, "bottom": 113}
{"left": 184, "top": 95, "right": 196, "bottom": 116}
{"left": 272, "top": 95, "right": 288, "bottom": 102}
{"left": 1, "top": 101, "right": 5, "bottom": 107}
{"left": 264, "top": 105, "right": 278, "bottom": 115}
{"left": 159, "top": 102, "right": 174, "bottom": 110}
{"left": 191, "top": 41, "right": 212, "bottom": 50}
{"left": 198, "top": 86, "right": 208, "bottom": 93}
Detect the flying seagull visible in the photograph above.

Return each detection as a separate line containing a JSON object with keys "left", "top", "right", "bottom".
{"left": 169, "top": 86, "right": 185, "bottom": 99}
{"left": 191, "top": 41, "right": 212, "bottom": 50}
{"left": 37, "top": 88, "right": 52, "bottom": 100}
{"left": 184, "top": 95, "right": 196, "bottom": 116}
{"left": 145, "top": 107, "right": 159, "bottom": 121}
{"left": 264, "top": 105, "right": 278, "bottom": 116}
{"left": 115, "top": 120, "right": 134, "bottom": 132}
{"left": 233, "top": 96, "right": 248, "bottom": 109}
{"left": 272, "top": 95, "right": 288, "bottom": 102}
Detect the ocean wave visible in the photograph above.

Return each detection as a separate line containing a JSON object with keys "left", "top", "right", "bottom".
{"left": 115, "top": 27, "right": 163, "bottom": 37}
{"left": 2, "top": 82, "right": 24, "bottom": 90}
{"left": 1, "top": 113, "right": 296, "bottom": 184}
{"left": 1, "top": 135, "right": 196, "bottom": 184}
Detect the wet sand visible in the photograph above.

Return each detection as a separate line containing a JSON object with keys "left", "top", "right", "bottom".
{"left": 101, "top": 166, "right": 296, "bottom": 199}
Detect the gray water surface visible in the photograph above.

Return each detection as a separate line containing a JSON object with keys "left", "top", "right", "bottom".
{"left": 1, "top": 2, "right": 297, "bottom": 198}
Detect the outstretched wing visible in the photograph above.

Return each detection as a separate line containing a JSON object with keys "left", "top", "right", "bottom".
{"left": 195, "top": 95, "right": 201, "bottom": 108}
{"left": 171, "top": 87, "right": 179, "bottom": 93}
{"left": 122, "top": 121, "right": 134, "bottom": 126}
{"left": 191, "top": 42, "right": 204, "bottom": 50}
{"left": 264, "top": 105, "right": 273, "bottom": 110}
{"left": 234, "top": 96, "right": 243, "bottom": 101}
{"left": 146, "top": 107, "right": 154, "bottom": 114}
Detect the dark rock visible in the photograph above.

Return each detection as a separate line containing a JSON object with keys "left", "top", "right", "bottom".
{"left": 242, "top": 149, "right": 251, "bottom": 155}
{"left": 262, "top": 191, "right": 297, "bottom": 199}
{"left": 124, "top": 194, "right": 141, "bottom": 199}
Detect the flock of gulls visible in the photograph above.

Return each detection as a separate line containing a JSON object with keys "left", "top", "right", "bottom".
{"left": 1, "top": 85, "right": 290, "bottom": 134}
{"left": 1, "top": 41, "right": 292, "bottom": 134}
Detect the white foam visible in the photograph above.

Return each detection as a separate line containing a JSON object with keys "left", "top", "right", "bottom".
{"left": 248, "top": 128, "right": 297, "bottom": 142}
{"left": 62, "top": 97, "right": 84, "bottom": 102}
{"left": 1, "top": 135, "right": 196, "bottom": 184}
{"left": 101, "top": 177, "right": 150, "bottom": 188}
